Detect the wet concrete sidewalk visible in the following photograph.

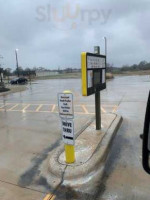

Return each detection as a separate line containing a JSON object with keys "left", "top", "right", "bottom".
{"left": 0, "top": 110, "right": 93, "bottom": 200}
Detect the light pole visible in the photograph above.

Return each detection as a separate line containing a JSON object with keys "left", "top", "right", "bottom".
{"left": 103, "top": 37, "right": 107, "bottom": 57}
{"left": 0, "top": 55, "right": 3, "bottom": 68}
{"left": 15, "top": 49, "right": 19, "bottom": 77}
{"left": 103, "top": 37, "right": 107, "bottom": 72}
{"left": 0, "top": 55, "right": 4, "bottom": 83}
{"left": 0, "top": 68, "right": 3, "bottom": 83}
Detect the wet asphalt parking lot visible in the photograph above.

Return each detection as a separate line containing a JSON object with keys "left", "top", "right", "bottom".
{"left": 0, "top": 75, "right": 150, "bottom": 199}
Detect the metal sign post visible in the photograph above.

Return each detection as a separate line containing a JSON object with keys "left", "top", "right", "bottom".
{"left": 94, "top": 46, "right": 101, "bottom": 130}
{"left": 95, "top": 89, "right": 101, "bottom": 130}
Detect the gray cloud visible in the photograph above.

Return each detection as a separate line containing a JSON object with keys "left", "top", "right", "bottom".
{"left": 0, "top": 0, "right": 150, "bottom": 69}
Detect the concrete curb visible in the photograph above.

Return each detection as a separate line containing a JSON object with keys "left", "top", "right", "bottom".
{"left": 48, "top": 114, "right": 122, "bottom": 185}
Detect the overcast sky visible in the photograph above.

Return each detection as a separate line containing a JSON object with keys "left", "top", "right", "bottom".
{"left": 0, "top": 0, "right": 150, "bottom": 70}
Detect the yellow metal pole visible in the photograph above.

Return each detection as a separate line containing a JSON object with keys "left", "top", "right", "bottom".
{"left": 65, "top": 144, "right": 75, "bottom": 163}
{"left": 64, "top": 90, "right": 75, "bottom": 164}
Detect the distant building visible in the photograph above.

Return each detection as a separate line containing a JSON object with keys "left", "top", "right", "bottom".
{"left": 60, "top": 68, "right": 81, "bottom": 73}
{"left": 36, "top": 70, "right": 59, "bottom": 77}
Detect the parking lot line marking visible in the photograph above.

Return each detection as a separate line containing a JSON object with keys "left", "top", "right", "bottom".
{"left": 9, "top": 110, "right": 35, "bottom": 113}
{"left": 101, "top": 106, "right": 106, "bottom": 113}
{"left": 51, "top": 196, "right": 56, "bottom": 200}
{"left": 51, "top": 104, "right": 56, "bottom": 112}
{"left": 112, "top": 105, "right": 118, "bottom": 113}
{"left": 82, "top": 105, "right": 89, "bottom": 114}
{"left": 0, "top": 103, "right": 11, "bottom": 109}
{"left": 8, "top": 104, "right": 19, "bottom": 111}
{"left": 0, "top": 102, "right": 117, "bottom": 114}
{"left": 76, "top": 104, "right": 115, "bottom": 107}
{"left": 35, "top": 104, "right": 43, "bottom": 112}
{"left": 22, "top": 104, "right": 30, "bottom": 112}
{"left": 43, "top": 194, "right": 52, "bottom": 200}
{"left": 76, "top": 112, "right": 94, "bottom": 115}
{"left": 0, "top": 108, "right": 95, "bottom": 115}
{"left": 43, "top": 193, "right": 56, "bottom": 200}
{"left": 39, "top": 110, "right": 51, "bottom": 113}
{"left": 0, "top": 105, "right": 5, "bottom": 109}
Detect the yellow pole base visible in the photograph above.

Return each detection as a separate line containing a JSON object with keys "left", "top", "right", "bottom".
{"left": 65, "top": 144, "right": 75, "bottom": 164}
{"left": 63, "top": 90, "right": 75, "bottom": 164}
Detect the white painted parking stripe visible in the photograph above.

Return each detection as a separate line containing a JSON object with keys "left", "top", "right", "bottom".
{"left": 8, "top": 104, "right": 19, "bottom": 111}
{"left": 101, "top": 107, "right": 106, "bottom": 113}
{"left": 22, "top": 104, "right": 30, "bottom": 112}
{"left": 0, "top": 103, "right": 11, "bottom": 109}
{"left": 112, "top": 105, "right": 118, "bottom": 113}
{"left": 35, "top": 104, "right": 43, "bottom": 112}
{"left": 82, "top": 105, "right": 89, "bottom": 114}
{"left": 0, "top": 105, "right": 5, "bottom": 109}
{"left": 51, "top": 104, "right": 56, "bottom": 112}
{"left": 0, "top": 102, "right": 118, "bottom": 115}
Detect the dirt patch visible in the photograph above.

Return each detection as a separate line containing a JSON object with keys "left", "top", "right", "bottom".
{"left": 106, "top": 73, "right": 114, "bottom": 79}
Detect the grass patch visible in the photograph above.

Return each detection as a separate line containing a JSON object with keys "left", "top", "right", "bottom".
{"left": 35, "top": 72, "right": 114, "bottom": 80}
{"left": 35, "top": 73, "right": 81, "bottom": 80}
{"left": 114, "top": 70, "right": 150, "bottom": 76}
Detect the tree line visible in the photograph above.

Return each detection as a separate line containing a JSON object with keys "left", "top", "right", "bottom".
{"left": 107, "top": 61, "right": 150, "bottom": 73}
{"left": 1, "top": 60, "right": 150, "bottom": 77}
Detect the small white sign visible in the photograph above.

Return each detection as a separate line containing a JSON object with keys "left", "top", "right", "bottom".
{"left": 87, "top": 56, "right": 105, "bottom": 69}
{"left": 58, "top": 93, "right": 74, "bottom": 119}
{"left": 88, "top": 70, "right": 93, "bottom": 88}
{"left": 61, "top": 119, "right": 74, "bottom": 145}
{"left": 102, "top": 69, "right": 106, "bottom": 83}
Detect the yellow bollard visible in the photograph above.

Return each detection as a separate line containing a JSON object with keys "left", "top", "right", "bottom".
{"left": 65, "top": 144, "right": 75, "bottom": 163}
{"left": 64, "top": 90, "right": 75, "bottom": 164}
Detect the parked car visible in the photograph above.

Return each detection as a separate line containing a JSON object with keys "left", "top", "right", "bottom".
{"left": 10, "top": 77, "right": 28, "bottom": 85}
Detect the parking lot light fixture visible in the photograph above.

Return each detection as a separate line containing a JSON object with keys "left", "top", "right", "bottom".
{"left": 15, "top": 49, "right": 19, "bottom": 77}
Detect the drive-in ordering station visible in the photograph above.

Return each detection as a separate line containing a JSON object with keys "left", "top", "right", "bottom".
{"left": 81, "top": 52, "right": 106, "bottom": 96}
{"left": 81, "top": 47, "right": 107, "bottom": 130}
{"left": 57, "top": 46, "right": 107, "bottom": 164}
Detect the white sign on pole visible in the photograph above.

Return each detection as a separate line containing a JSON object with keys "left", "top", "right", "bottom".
{"left": 102, "top": 69, "right": 106, "bottom": 84}
{"left": 87, "top": 55, "right": 105, "bottom": 69}
{"left": 61, "top": 119, "right": 74, "bottom": 145}
{"left": 88, "top": 70, "right": 93, "bottom": 88}
{"left": 58, "top": 93, "right": 74, "bottom": 119}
